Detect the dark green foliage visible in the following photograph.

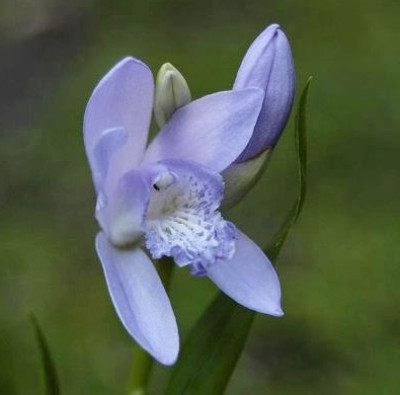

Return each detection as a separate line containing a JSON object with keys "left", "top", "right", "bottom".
{"left": 30, "top": 315, "right": 60, "bottom": 395}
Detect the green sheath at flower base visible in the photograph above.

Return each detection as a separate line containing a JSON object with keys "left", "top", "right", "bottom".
{"left": 221, "top": 148, "right": 272, "bottom": 210}
{"left": 154, "top": 63, "right": 191, "bottom": 127}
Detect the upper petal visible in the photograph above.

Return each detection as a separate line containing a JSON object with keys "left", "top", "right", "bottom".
{"left": 234, "top": 25, "right": 295, "bottom": 159}
{"left": 206, "top": 229, "right": 283, "bottom": 316}
{"left": 95, "top": 232, "right": 179, "bottom": 365}
{"left": 143, "top": 88, "right": 264, "bottom": 172}
{"left": 84, "top": 57, "right": 154, "bottom": 192}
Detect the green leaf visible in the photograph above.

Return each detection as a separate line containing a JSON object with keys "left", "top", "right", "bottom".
{"left": 268, "top": 76, "right": 312, "bottom": 261}
{"left": 166, "top": 78, "right": 312, "bottom": 395}
{"left": 166, "top": 293, "right": 254, "bottom": 395}
{"left": 30, "top": 314, "right": 61, "bottom": 395}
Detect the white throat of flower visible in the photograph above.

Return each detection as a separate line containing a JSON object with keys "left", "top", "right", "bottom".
{"left": 144, "top": 163, "right": 236, "bottom": 275}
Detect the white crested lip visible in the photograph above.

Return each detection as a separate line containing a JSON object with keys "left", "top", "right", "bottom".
{"left": 143, "top": 159, "right": 236, "bottom": 268}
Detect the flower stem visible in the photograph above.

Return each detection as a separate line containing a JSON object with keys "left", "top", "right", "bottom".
{"left": 127, "top": 257, "right": 174, "bottom": 395}
{"left": 127, "top": 346, "right": 153, "bottom": 395}
{"left": 156, "top": 256, "right": 175, "bottom": 292}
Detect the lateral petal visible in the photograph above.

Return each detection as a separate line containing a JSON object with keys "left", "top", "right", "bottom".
{"left": 207, "top": 229, "right": 283, "bottom": 316}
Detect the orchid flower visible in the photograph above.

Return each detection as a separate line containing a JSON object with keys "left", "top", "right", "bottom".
{"left": 83, "top": 25, "right": 293, "bottom": 366}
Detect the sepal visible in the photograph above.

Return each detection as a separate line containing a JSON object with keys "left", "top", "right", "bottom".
{"left": 221, "top": 148, "right": 271, "bottom": 210}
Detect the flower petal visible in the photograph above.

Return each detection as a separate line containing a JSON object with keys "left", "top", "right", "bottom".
{"left": 206, "top": 229, "right": 283, "bottom": 316}
{"left": 84, "top": 57, "right": 154, "bottom": 192}
{"left": 95, "top": 232, "right": 179, "bottom": 365}
{"left": 96, "top": 165, "right": 165, "bottom": 248}
{"left": 91, "top": 127, "right": 127, "bottom": 192}
{"left": 234, "top": 25, "right": 295, "bottom": 159}
{"left": 144, "top": 159, "right": 233, "bottom": 267}
{"left": 143, "top": 88, "right": 264, "bottom": 172}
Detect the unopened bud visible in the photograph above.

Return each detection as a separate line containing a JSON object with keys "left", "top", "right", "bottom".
{"left": 154, "top": 63, "right": 191, "bottom": 127}
{"left": 234, "top": 24, "right": 295, "bottom": 161}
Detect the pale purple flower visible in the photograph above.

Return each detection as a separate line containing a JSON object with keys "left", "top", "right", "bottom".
{"left": 234, "top": 24, "right": 295, "bottom": 161}
{"left": 83, "top": 57, "right": 282, "bottom": 365}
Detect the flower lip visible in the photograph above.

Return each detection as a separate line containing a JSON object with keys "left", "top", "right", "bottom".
{"left": 144, "top": 160, "right": 237, "bottom": 270}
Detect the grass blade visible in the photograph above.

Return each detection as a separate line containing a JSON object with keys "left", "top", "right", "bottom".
{"left": 30, "top": 314, "right": 60, "bottom": 395}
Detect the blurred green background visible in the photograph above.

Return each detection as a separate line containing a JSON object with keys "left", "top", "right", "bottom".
{"left": 0, "top": 0, "right": 399, "bottom": 393}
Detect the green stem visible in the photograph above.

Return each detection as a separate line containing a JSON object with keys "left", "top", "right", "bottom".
{"left": 126, "top": 257, "right": 174, "bottom": 395}
{"left": 127, "top": 347, "right": 154, "bottom": 395}
{"left": 156, "top": 256, "right": 174, "bottom": 292}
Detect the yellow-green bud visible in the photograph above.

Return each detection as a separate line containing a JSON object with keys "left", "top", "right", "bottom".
{"left": 154, "top": 63, "right": 191, "bottom": 127}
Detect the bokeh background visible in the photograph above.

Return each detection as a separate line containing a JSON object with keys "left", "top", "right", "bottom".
{"left": 1, "top": 0, "right": 399, "bottom": 393}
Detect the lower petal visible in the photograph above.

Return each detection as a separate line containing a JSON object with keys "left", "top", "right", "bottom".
{"left": 206, "top": 229, "right": 283, "bottom": 316}
{"left": 95, "top": 232, "right": 179, "bottom": 365}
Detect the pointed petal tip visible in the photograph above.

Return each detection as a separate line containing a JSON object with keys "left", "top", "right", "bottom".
{"left": 138, "top": 331, "right": 179, "bottom": 366}
{"left": 267, "top": 23, "right": 280, "bottom": 31}
{"left": 258, "top": 286, "right": 283, "bottom": 317}
{"left": 115, "top": 55, "right": 150, "bottom": 70}
{"left": 146, "top": 318, "right": 179, "bottom": 366}
{"left": 264, "top": 23, "right": 291, "bottom": 37}
{"left": 246, "top": 299, "right": 284, "bottom": 317}
{"left": 255, "top": 23, "right": 280, "bottom": 42}
{"left": 270, "top": 306, "right": 284, "bottom": 317}
{"left": 156, "top": 345, "right": 179, "bottom": 366}
{"left": 125, "top": 319, "right": 179, "bottom": 366}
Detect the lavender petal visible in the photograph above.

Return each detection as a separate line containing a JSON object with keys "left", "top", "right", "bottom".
{"left": 95, "top": 232, "right": 179, "bottom": 365}
{"left": 234, "top": 25, "right": 295, "bottom": 159}
{"left": 206, "top": 229, "right": 283, "bottom": 316}
{"left": 84, "top": 57, "right": 154, "bottom": 193}
{"left": 143, "top": 88, "right": 264, "bottom": 172}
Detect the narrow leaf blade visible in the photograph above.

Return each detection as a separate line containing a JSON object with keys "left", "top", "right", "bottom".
{"left": 268, "top": 76, "right": 312, "bottom": 260}
{"left": 166, "top": 293, "right": 253, "bottom": 395}
{"left": 30, "top": 314, "right": 61, "bottom": 395}
{"left": 167, "top": 78, "right": 312, "bottom": 395}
